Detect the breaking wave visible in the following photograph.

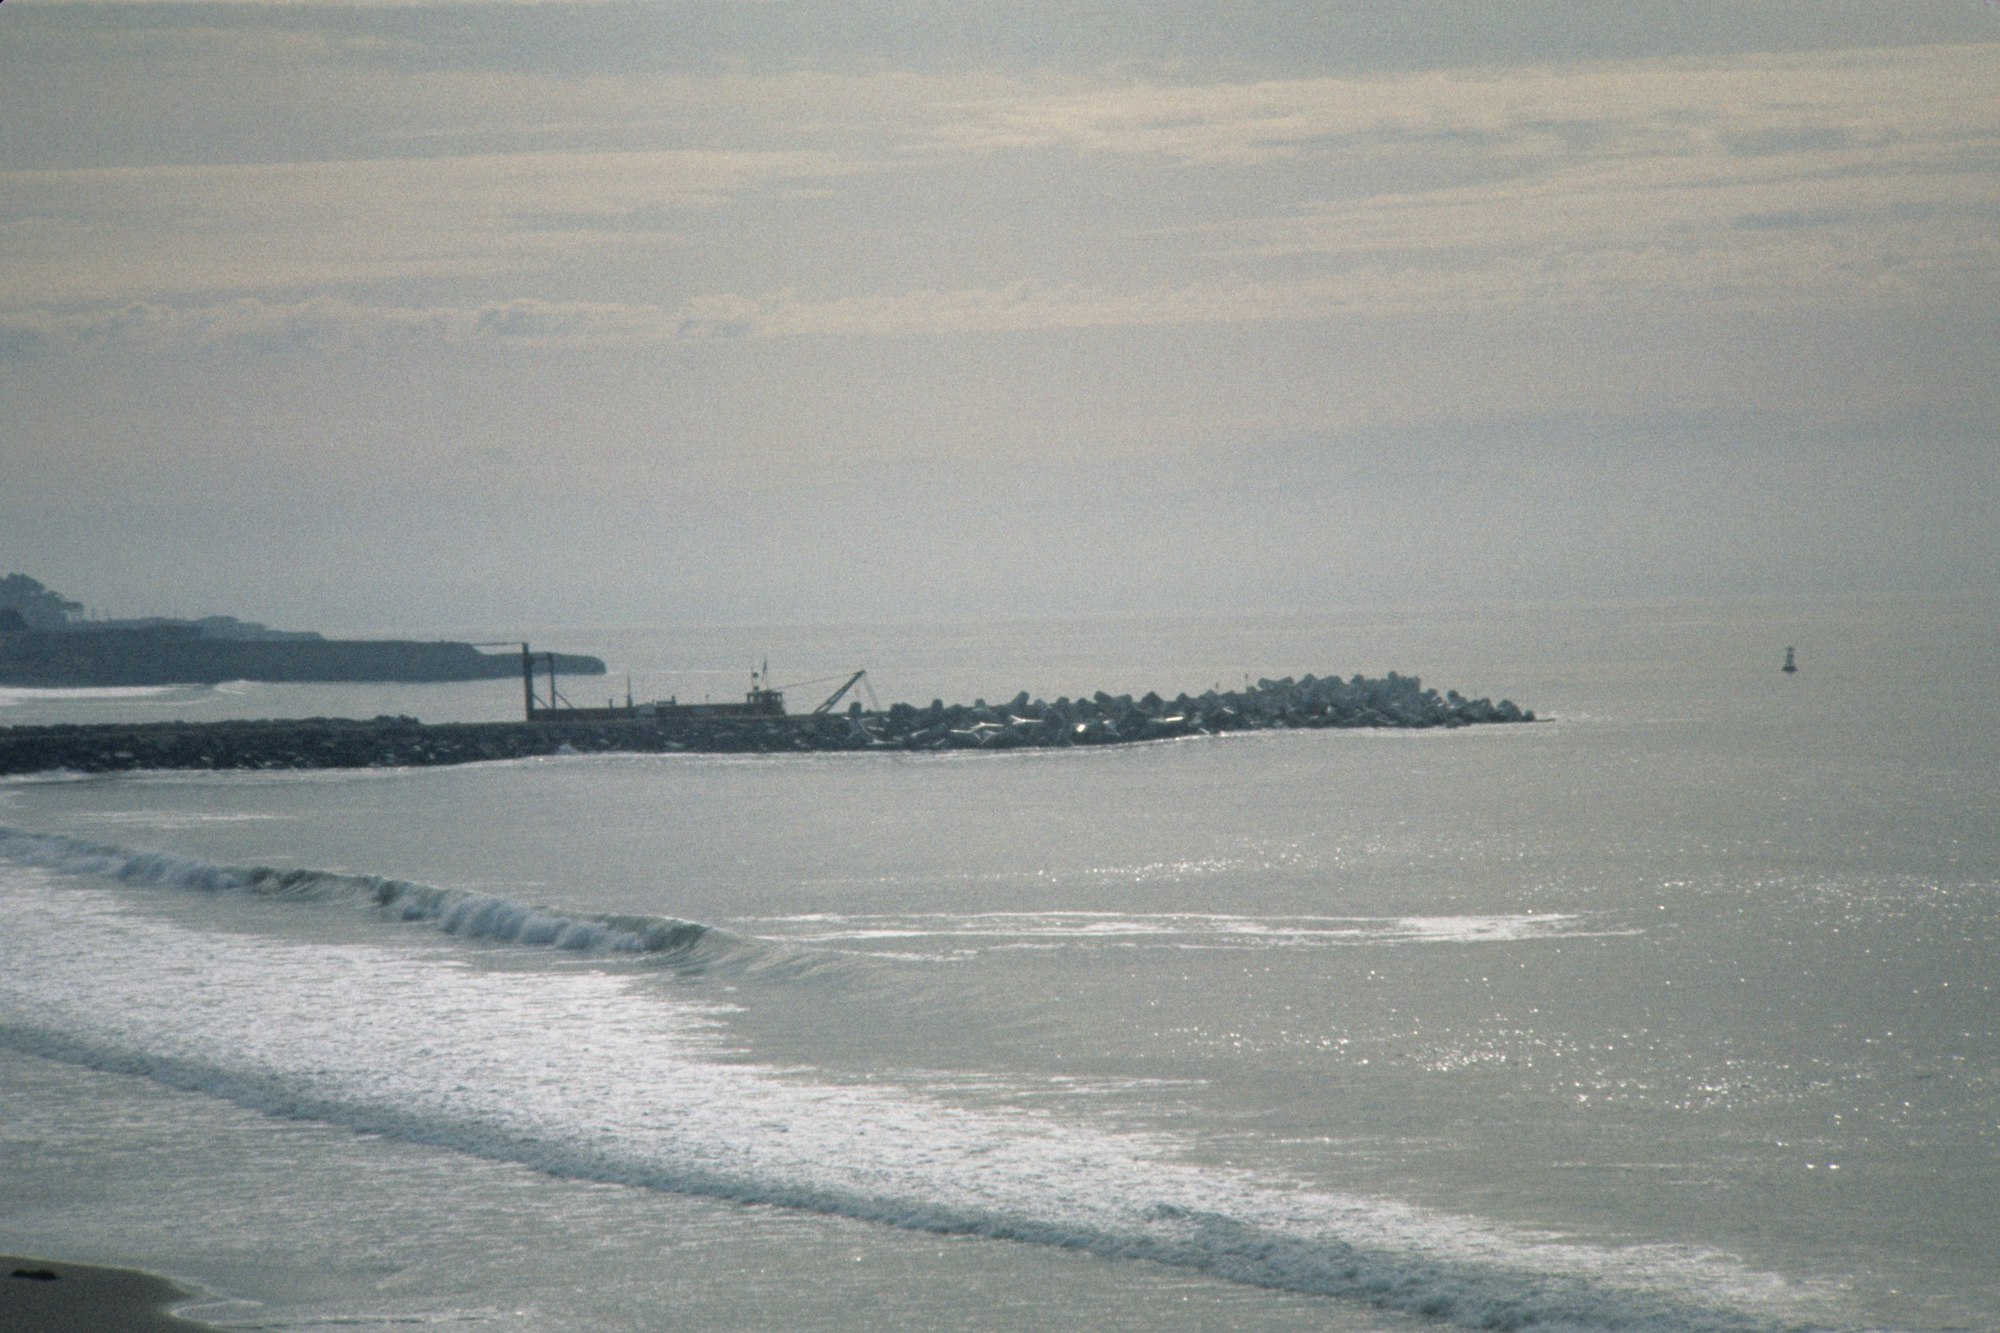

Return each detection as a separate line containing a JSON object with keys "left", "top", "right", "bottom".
{"left": 0, "top": 825, "right": 777, "bottom": 971}
{"left": 0, "top": 828, "right": 1840, "bottom": 1332}
{"left": 0, "top": 874, "right": 1831, "bottom": 1333}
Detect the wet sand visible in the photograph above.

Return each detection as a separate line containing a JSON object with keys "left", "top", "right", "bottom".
{"left": 1, "top": 1257, "right": 220, "bottom": 1332}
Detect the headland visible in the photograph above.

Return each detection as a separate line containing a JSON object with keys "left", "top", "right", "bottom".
{"left": 0, "top": 626, "right": 605, "bottom": 688}
{"left": 0, "top": 574, "right": 604, "bottom": 687}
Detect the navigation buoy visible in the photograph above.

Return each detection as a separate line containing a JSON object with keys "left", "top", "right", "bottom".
{"left": 1782, "top": 646, "right": 1798, "bottom": 674}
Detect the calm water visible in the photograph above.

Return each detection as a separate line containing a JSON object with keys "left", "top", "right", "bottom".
{"left": 2, "top": 597, "right": 1995, "bottom": 1331}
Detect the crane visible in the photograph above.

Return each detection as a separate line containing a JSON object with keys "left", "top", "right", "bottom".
{"left": 813, "top": 669, "right": 871, "bottom": 714}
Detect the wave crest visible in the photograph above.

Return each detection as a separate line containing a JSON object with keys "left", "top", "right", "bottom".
{"left": 0, "top": 825, "right": 761, "bottom": 969}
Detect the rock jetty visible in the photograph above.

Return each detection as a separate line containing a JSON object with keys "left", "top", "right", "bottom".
{"left": 0, "top": 673, "right": 1530, "bottom": 776}
{"left": 855, "top": 670, "right": 1529, "bottom": 750}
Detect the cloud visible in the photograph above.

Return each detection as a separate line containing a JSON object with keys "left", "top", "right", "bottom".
{"left": 1721, "top": 126, "right": 1857, "bottom": 157}
{"left": 1731, "top": 208, "right": 1849, "bottom": 231}
{"left": 0, "top": 146, "right": 863, "bottom": 306}
{"left": 2, "top": 38, "right": 1995, "bottom": 343}
{"left": 0, "top": 297, "right": 676, "bottom": 355}
{"left": 0, "top": 269, "right": 1665, "bottom": 359}
{"left": 916, "top": 44, "right": 1998, "bottom": 163}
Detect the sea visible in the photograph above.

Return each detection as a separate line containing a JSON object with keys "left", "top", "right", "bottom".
{"left": 1, "top": 596, "right": 1994, "bottom": 1332}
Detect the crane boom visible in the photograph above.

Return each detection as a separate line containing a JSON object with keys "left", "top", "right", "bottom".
{"left": 814, "top": 669, "right": 869, "bottom": 714}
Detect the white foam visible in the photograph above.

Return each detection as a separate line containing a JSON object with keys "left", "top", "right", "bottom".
{"left": 743, "top": 910, "right": 1621, "bottom": 954}
{"left": 0, "top": 685, "right": 185, "bottom": 706}
{"left": 0, "top": 866, "right": 1825, "bottom": 1333}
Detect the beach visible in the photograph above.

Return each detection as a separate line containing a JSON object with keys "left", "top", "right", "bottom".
{"left": 1, "top": 1257, "right": 215, "bottom": 1332}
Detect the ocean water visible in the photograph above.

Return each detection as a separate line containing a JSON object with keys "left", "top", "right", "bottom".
{"left": 1, "top": 597, "right": 1995, "bottom": 1332}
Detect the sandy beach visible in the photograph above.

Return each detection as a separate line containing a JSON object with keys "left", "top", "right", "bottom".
{"left": 2, "top": 1257, "right": 219, "bottom": 1332}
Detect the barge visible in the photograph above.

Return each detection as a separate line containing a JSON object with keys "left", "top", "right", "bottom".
{"left": 521, "top": 644, "right": 789, "bottom": 722}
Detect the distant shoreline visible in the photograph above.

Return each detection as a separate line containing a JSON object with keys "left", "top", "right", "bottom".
{"left": 2, "top": 1255, "right": 221, "bottom": 1332}
{"left": 0, "top": 628, "right": 604, "bottom": 688}
{"left": 1, "top": 574, "right": 606, "bottom": 687}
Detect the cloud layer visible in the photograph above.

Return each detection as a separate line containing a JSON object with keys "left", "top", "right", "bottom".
{"left": 3, "top": 2, "right": 1995, "bottom": 626}
{"left": 5, "top": 42, "right": 1995, "bottom": 337}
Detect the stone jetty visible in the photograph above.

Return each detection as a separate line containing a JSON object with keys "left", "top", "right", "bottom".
{"left": 0, "top": 672, "right": 1531, "bottom": 776}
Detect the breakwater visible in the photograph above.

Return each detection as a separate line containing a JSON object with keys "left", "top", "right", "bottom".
{"left": 0, "top": 672, "right": 1531, "bottom": 776}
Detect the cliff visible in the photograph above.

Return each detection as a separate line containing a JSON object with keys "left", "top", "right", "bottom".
{"left": 0, "top": 573, "right": 604, "bottom": 686}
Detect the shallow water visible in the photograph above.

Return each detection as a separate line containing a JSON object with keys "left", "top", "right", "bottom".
{"left": 2, "top": 596, "right": 1995, "bottom": 1330}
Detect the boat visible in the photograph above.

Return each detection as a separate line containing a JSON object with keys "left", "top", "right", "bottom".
{"left": 520, "top": 645, "right": 790, "bottom": 722}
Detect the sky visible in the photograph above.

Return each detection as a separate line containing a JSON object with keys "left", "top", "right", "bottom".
{"left": 2, "top": 0, "right": 1996, "bottom": 633}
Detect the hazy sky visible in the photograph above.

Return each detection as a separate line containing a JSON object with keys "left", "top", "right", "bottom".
{"left": 3, "top": 1, "right": 1996, "bottom": 632}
